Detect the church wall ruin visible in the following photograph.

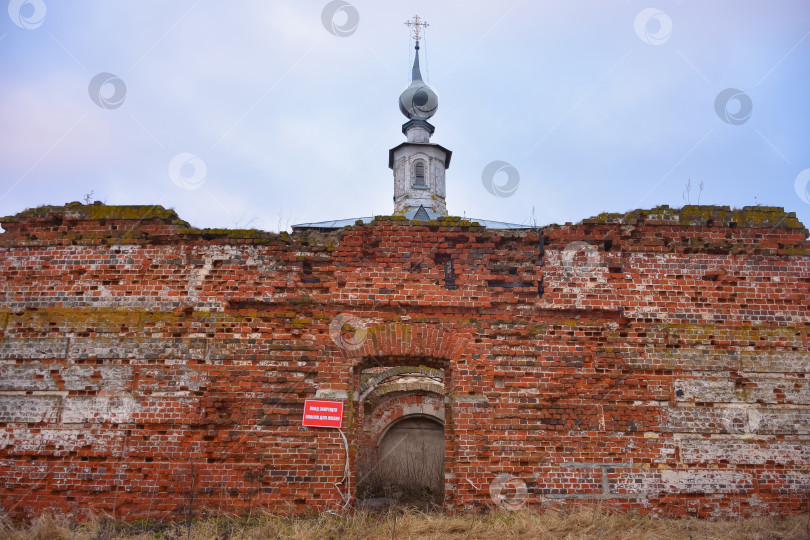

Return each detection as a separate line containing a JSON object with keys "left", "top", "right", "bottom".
{"left": 0, "top": 202, "right": 808, "bottom": 520}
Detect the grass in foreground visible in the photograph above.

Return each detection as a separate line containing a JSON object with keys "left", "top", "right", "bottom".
{"left": 1, "top": 507, "right": 809, "bottom": 540}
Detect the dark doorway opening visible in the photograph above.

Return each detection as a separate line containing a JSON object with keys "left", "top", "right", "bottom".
{"left": 354, "top": 360, "right": 448, "bottom": 510}
{"left": 359, "top": 416, "right": 445, "bottom": 508}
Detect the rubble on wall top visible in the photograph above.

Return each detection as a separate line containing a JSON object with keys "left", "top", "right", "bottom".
{"left": 2, "top": 203, "right": 808, "bottom": 246}
{"left": 0, "top": 202, "right": 292, "bottom": 245}
{"left": 369, "top": 215, "right": 485, "bottom": 228}
{"left": 2, "top": 201, "right": 190, "bottom": 225}
{"left": 584, "top": 204, "right": 808, "bottom": 234}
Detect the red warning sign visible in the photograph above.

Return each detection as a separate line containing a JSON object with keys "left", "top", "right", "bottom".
{"left": 302, "top": 399, "right": 344, "bottom": 428}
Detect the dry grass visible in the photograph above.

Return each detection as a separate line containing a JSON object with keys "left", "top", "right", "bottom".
{"left": 1, "top": 507, "right": 808, "bottom": 540}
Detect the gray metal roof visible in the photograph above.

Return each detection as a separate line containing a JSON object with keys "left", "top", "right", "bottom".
{"left": 291, "top": 214, "right": 534, "bottom": 231}
{"left": 292, "top": 217, "right": 375, "bottom": 230}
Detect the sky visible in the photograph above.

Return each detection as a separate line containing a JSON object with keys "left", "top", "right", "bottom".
{"left": 2, "top": 0, "right": 810, "bottom": 232}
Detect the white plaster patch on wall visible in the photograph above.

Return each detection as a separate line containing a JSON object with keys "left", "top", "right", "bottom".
{"left": 0, "top": 338, "right": 68, "bottom": 360}
{"left": 755, "top": 407, "right": 810, "bottom": 434}
{"left": 606, "top": 469, "right": 660, "bottom": 496}
{"left": 0, "top": 396, "right": 61, "bottom": 423}
{"left": 136, "top": 367, "right": 208, "bottom": 396}
{"left": 675, "top": 379, "right": 733, "bottom": 401}
{"left": 544, "top": 249, "right": 607, "bottom": 309}
{"left": 61, "top": 365, "right": 133, "bottom": 391}
{"left": 613, "top": 469, "right": 754, "bottom": 496}
{"left": 164, "top": 359, "right": 189, "bottom": 366}
{"left": 69, "top": 337, "right": 205, "bottom": 361}
{"left": 0, "top": 365, "right": 58, "bottom": 391}
{"left": 186, "top": 255, "right": 216, "bottom": 303}
{"left": 676, "top": 434, "right": 810, "bottom": 465}
{"left": 674, "top": 375, "right": 810, "bottom": 405}
{"left": 720, "top": 406, "right": 763, "bottom": 435}
{"left": 663, "top": 404, "right": 741, "bottom": 433}
{"left": 740, "top": 351, "right": 810, "bottom": 373}
{"left": 61, "top": 394, "right": 139, "bottom": 424}
{"left": 641, "top": 348, "right": 738, "bottom": 370}
{"left": 314, "top": 388, "right": 348, "bottom": 401}
{"left": 663, "top": 404, "right": 809, "bottom": 435}
{"left": 650, "top": 324, "right": 803, "bottom": 349}
{"left": 0, "top": 427, "right": 124, "bottom": 456}
{"left": 661, "top": 469, "right": 754, "bottom": 494}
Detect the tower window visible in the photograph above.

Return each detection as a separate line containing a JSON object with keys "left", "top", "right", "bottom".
{"left": 413, "top": 160, "right": 426, "bottom": 187}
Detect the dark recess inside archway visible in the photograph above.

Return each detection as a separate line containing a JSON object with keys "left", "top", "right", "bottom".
{"left": 354, "top": 359, "right": 449, "bottom": 509}
{"left": 360, "top": 416, "right": 445, "bottom": 507}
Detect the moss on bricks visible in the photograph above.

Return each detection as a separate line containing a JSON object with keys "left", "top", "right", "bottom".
{"left": 2, "top": 202, "right": 189, "bottom": 225}
{"left": 583, "top": 204, "right": 808, "bottom": 234}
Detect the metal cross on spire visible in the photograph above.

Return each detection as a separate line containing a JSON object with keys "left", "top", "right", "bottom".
{"left": 404, "top": 14, "right": 429, "bottom": 41}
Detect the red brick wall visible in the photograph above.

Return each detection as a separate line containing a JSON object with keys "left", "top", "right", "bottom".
{"left": 0, "top": 202, "right": 808, "bottom": 520}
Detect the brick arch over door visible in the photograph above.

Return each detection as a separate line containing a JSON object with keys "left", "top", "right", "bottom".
{"left": 338, "top": 323, "right": 469, "bottom": 365}
{"left": 359, "top": 365, "right": 444, "bottom": 402}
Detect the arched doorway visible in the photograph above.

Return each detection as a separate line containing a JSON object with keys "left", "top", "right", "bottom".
{"left": 376, "top": 416, "right": 444, "bottom": 504}
{"left": 354, "top": 362, "right": 447, "bottom": 508}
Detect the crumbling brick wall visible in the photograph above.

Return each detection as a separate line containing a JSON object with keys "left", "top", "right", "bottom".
{"left": 0, "top": 202, "right": 808, "bottom": 520}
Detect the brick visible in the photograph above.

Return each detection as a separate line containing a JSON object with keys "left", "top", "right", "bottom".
{"left": 0, "top": 204, "right": 808, "bottom": 519}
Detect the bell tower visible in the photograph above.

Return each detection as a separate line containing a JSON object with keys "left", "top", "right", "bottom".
{"left": 389, "top": 15, "right": 452, "bottom": 218}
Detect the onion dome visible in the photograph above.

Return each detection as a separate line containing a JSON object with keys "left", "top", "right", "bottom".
{"left": 398, "top": 41, "right": 438, "bottom": 120}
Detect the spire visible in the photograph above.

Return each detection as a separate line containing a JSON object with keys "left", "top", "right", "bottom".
{"left": 412, "top": 41, "right": 423, "bottom": 82}
{"left": 404, "top": 15, "right": 429, "bottom": 84}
